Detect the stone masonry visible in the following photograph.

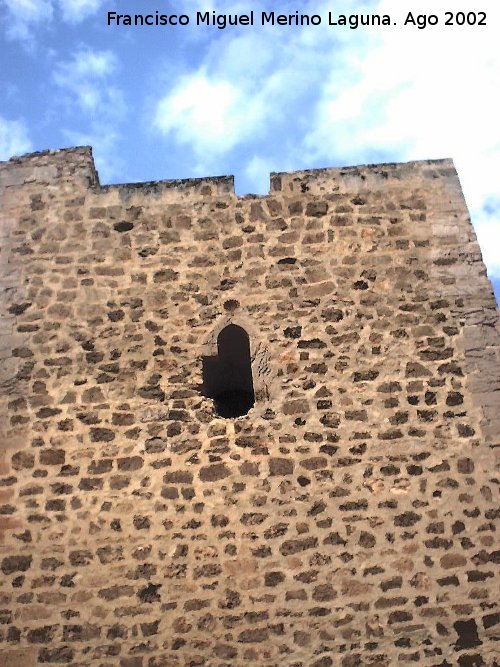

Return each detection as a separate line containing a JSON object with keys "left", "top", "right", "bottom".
{"left": 0, "top": 146, "right": 499, "bottom": 667}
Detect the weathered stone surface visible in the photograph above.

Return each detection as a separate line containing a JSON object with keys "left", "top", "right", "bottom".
{"left": 199, "top": 463, "right": 230, "bottom": 481}
{"left": 1, "top": 554, "right": 32, "bottom": 574}
{"left": 0, "top": 147, "right": 499, "bottom": 667}
{"left": 269, "top": 457, "right": 294, "bottom": 476}
{"left": 0, "top": 648, "right": 37, "bottom": 667}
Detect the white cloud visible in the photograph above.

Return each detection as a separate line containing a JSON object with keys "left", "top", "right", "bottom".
{"left": 3, "top": 0, "right": 52, "bottom": 39}
{"left": 53, "top": 49, "right": 123, "bottom": 115}
{"left": 63, "top": 49, "right": 117, "bottom": 78}
{"left": 59, "top": 0, "right": 104, "bottom": 23}
{"left": 151, "top": 0, "right": 377, "bottom": 170}
{"left": 2, "top": 0, "right": 103, "bottom": 39}
{"left": 3, "top": 0, "right": 52, "bottom": 21}
{"left": 52, "top": 48, "right": 126, "bottom": 180}
{"left": 154, "top": 72, "right": 266, "bottom": 167}
{"left": 54, "top": 48, "right": 117, "bottom": 81}
{"left": 303, "top": 1, "right": 500, "bottom": 161}
{"left": 0, "top": 116, "right": 32, "bottom": 160}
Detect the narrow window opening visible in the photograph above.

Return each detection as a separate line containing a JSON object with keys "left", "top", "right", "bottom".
{"left": 202, "top": 324, "right": 255, "bottom": 418}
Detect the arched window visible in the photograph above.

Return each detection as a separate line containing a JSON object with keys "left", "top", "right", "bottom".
{"left": 202, "top": 324, "right": 255, "bottom": 418}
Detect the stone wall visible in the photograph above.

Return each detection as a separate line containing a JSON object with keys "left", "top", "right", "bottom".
{"left": 0, "top": 147, "right": 499, "bottom": 667}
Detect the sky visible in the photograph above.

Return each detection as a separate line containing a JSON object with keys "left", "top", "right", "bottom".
{"left": 1, "top": 0, "right": 499, "bottom": 302}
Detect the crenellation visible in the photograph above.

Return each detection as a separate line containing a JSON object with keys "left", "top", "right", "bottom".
{"left": 0, "top": 147, "right": 499, "bottom": 666}
{"left": 0, "top": 147, "right": 99, "bottom": 192}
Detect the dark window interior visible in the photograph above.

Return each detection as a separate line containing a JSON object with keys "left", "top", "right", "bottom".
{"left": 202, "top": 324, "right": 255, "bottom": 418}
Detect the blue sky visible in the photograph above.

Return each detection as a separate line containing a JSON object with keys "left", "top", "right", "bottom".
{"left": 1, "top": 0, "right": 499, "bottom": 302}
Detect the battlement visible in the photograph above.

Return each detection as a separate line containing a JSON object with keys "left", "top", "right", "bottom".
{"left": 1, "top": 145, "right": 460, "bottom": 198}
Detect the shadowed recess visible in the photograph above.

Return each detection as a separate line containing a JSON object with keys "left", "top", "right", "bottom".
{"left": 202, "top": 324, "right": 255, "bottom": 418}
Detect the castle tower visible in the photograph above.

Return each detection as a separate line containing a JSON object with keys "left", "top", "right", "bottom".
{"left": 0, "top": 147, "right": 499, "bottom": 667}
